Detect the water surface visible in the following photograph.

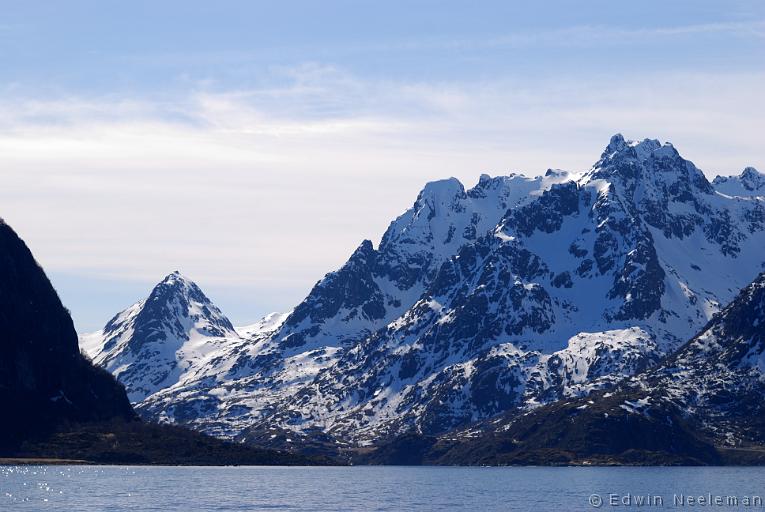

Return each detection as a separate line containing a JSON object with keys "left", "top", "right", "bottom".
{"left": 2, "top": 465, "right": 765, "bottom": 511}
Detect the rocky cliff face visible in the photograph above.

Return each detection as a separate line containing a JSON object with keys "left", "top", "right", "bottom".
{"left": 0, "top": 218, "right": 135, "bottom": 450}
{"left": 402, "top": 272, "right": 765, "bottom": 466}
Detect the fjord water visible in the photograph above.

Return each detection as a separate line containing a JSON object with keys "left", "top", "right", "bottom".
{"left": 3, "top": 466, "right": 765, "bottom": 511}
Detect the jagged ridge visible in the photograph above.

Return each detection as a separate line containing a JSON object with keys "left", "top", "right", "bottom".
{"left": 84, "top": 135, "right": 765, "bottom": 450}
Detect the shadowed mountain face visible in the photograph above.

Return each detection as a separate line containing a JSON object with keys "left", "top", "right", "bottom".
{"left": 0, "top": 219, "right": 135, "bottom": 451}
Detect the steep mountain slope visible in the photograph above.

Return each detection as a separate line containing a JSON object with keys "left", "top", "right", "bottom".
{"left": 391, "top": 271, "right": 765, "bottom": 465}
{"left": 0, "top": 218, "right": 136, "bottom": 450}
{"left": 81, "top": 271, "right": 240, "bottom": 402}
{"left": 271, "top": 172, "right": 573, "bottom": 352}
{"left": 88, "top": 135, "right": 765, "bottom": 448}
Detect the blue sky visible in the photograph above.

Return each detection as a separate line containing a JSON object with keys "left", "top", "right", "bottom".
{"left": 2, "top": 1, "right": 763, "bottom": 90}
{"left": 1, "top": 1, "right": 763, "bottom": 331}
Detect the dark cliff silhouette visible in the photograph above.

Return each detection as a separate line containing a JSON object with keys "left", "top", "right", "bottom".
{"left": 0, "top": 218, "right": 325, "bottom": 465}
{"left": 0, "top": 218, "right": 135, "bottom": 451}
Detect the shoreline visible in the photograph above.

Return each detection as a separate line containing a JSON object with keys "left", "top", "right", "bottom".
{"left": 0, "top": 458, "right": 93, "bottom": 465}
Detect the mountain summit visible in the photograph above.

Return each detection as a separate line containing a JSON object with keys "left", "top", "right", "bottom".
{"left": 81, "top": 271, "right": 239, "bottom": 402}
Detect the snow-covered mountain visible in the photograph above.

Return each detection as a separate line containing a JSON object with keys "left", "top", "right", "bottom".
{"left": 414, "top": 271, "right": 765, "bottom": 465}
{"left": 235, "top": 134, "right": 765, "bottom": 443}
{"left": 83, "top": 134, "right": 765, "bottom": 447}
{"left": 713, "top": 167, "right": 765, "bottom": 197}
{"left": 81, "top": 271, "right": 241, "bottom": 402}
{"left": 132, "top": 173, "right": 568, "bottom": 437}
{"left": 269, "top": 171, "right": 574, "bottom": 352}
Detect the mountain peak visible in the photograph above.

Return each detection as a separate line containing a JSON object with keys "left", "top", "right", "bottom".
{"left": 158, "top": 270, "right": 193, "bottom": 287}
{"left": 140, "top": 272, "right": 236, "bottom": 338}
{"left": 586, "top": 133, "right": 713, "bottom": 198}
{"left": 472, "top": 172, "right": 531, "bottom": 194}
{"left": 599, "top": 133, "right": 673, "bottom": 163}
{"left": 346, "top": 239, "right": 376, "bottom": 266}
{"left": 604, "top": 132, "right": 628, "bottom": 154}
{"left": 713, "top": 166, "right": 765, "bottom": 197}
{"left": 415, "top": 178, "right": 466, "bottom": 207}
{"left": 83, "top": 271, "right": 239, "bottom": 401}
{"left": 741, "top": 166, "right": 762, "bottom": 179}
{"left": 164, "top": 269, "right": 184, "bottom": 279}
{"left": 148, "top": 271, "right": 216, "bottom": 307}
{"left": 740, "top": 167, "right": 765, "bottom": 190}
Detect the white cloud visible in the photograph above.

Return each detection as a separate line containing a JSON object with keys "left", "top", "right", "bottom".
{"left": 0, "top": 67, "right": 763, "bottom": 327}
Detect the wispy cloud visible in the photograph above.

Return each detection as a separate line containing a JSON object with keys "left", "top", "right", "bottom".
{"left": 0, "top": 66, "right": 762, "bottom": 329}
{"left": 339, "top": 20, "right": 765, "bottom": 53}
